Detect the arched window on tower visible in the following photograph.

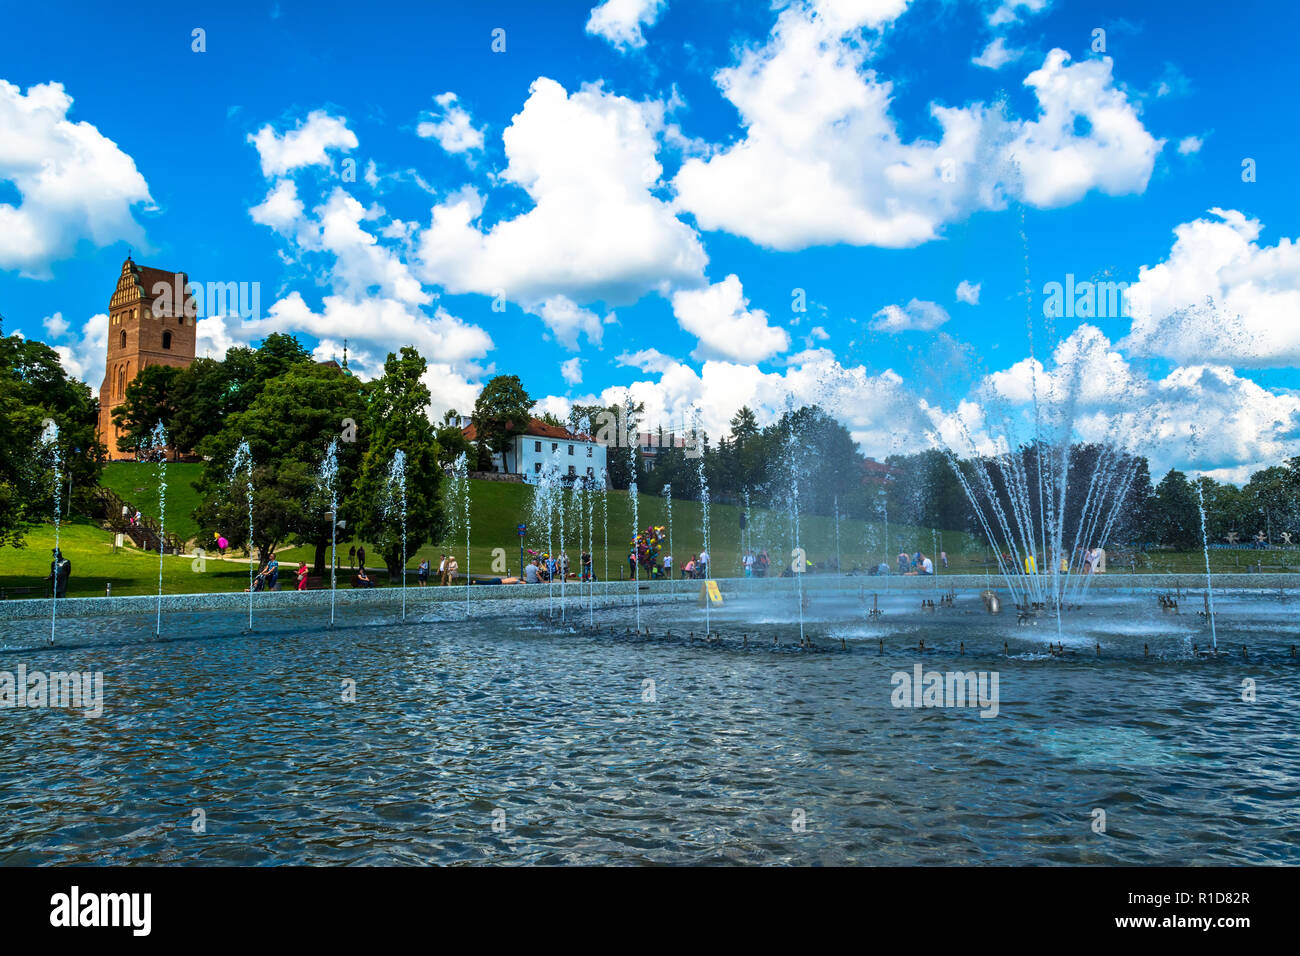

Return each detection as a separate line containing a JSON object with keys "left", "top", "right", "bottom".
{"left": 119, "top": 329, "right": 126, "bottom": 349}
{"left": 162, "top": 331, "right": 173, "bottom": 350}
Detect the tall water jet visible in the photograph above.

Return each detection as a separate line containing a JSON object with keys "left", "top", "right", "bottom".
{"left": 1195, "top": 479, "right": 1218, "bottom": 652}
{"left": 663, "top": 483, "right": 673, "bottom": 593}
{"left": 446, "top": 452, "right": 471, "bottom": 618}
{"left": 783, "top": 412, "right": 806, "bottom": 645}
{"left": 743, "top": 488, "right": 753, "bottom": 592}
{"left": 834, "top": 495, "right": 841, "bottom": 577}
{"left": 878, "top": 486, "right": 889, "bottom": 579}
{"left": 692, "top": 409, "right": 712, "bottom": 633}
{"left": 231, "top": 440, "right": 255, "bottom": 631}
{"left": 586, "top": 474, "right": 596, "bottom": 625}
{"left": 385, "top": 449, "right": 408, "bottom": 620}
{"left": 600, "top": 466, "right": 609, "bottom": 599}
{"left": 148, "top": 422, "right": 168, "bottom": 638}
{"left": 317, "top": 439, "right": 340, "bottom": 627}
{"left": 529, "top": 459, "right": 558, "bottom": 617}
{"left": 40, "top": 421, "right": 61, "bottom": 645}
{"left": 626, "top": 400, "right": 641, "bottom": 630}
{"left": 558, "top": 474, "right": 569, "bottom": 622}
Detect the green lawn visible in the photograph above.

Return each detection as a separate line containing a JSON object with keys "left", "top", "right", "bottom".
{"left": 4, "top": 479, "right": 1293, "bottom": 599}
{"left": 422, "top": 479, "right": 981, "bottom": 579}
{"left": 0, "top": 517, "right": 313, "bottom": 599}
{"left": 100, "top": 461, "right": 206, "bottom": 544}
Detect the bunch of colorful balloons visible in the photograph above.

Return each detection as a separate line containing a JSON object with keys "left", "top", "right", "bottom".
{"left": 630, "top": 525, "right": 667, "bottom": 567}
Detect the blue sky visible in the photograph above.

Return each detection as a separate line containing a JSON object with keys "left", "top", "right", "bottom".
{"left": 3, "top": 0, "right": 1299, "bottom": 481}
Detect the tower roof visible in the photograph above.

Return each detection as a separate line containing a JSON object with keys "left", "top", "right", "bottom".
{"left": 116, "top": 255, "right": 187, "bottom": 304}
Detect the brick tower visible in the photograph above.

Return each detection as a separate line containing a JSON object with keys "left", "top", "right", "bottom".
{"left": 97, "top": 256, "right": 196, "bottom": 458}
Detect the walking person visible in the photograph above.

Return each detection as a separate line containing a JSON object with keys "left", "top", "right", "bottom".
{"left": 418, "top": 558, "right": 430, "bottom": 586}
{"left": 447, "top": 555, "right": 460, "bottom": 584}
{"left": 662, "top": 552, "right": 672, "bottom": 579}
{"left": 266, "top": 551, "right": 280, "bottom": 591}
{"left": 348, "top": 545, "right": 356, "bottom": 570}
{"left": 438, "top": 553, "right": 448, "bottom": 586}
{"left": 357, "top": 545, "right": 366, "bottom": 573}
{"left": 296, "top": 561, "right": 310, "bottom": 590}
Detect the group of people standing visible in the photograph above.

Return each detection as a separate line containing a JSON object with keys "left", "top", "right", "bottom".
{"left": 897, "top": 550, "right": 946, "bottom": 575}
{"left": 741, "top": 550, "right": 772, "bottom": 577}
{"left": 523, "top": 552, "right": 595, "bottom": 584}
{"left": 625, "top": 549, "right": 713, "bottom": 580}
{"left": 415, "top": 554, "right": 459, "bottom": 586}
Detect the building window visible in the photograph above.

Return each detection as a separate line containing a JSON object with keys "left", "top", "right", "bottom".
{"left": 568, "top": 465, "right": 576, "bottom": 477}
{"left": 568, "top": 444, "right": 574, "bottom": 455}
{"left": 586, "top": 446, "right": 593, "bottom": 457}
{"left": 586, "top": 467, "right": 594, "bottom": 477}
{"left": 534, "top": 441, "right": 541, "bottom": 453}
{"left": 551, "top": 442, "right": 558, "bottom": 453}
{"left": 162, "top": 331, "right": 172, "bottom": 350}
{"left": 119, "top": 330, "right": 126, "bottom": 349}
{"left": 534, "top": 462, "right": 541, "bottom": 473}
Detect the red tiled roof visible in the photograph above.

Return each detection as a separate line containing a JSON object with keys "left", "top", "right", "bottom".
{"left": 462, "top": 417, "right": 595, "bottom": 443}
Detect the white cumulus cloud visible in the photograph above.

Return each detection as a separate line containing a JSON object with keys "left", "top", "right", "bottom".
{"left": 416, "top": 92, "right": 485, "bottom": 155}
{"left": 871, "top": 298, "right": 950, "bottom": 332}
{"left": 561, "top": 356, "right": 584, "bottom": 386}
{"left": 0, "top": 81, "right": 152, "bottom": 278}
{"left": 672, "top": 1, "right": 1160, "bottom": 252}
{"left": 1121, "top": 208, "right": 1300, "bottom": 368}
{"left": 585, "top": 0, "right": 666, "bottom": 50}
{"left": 415, "top": 78, "right": 708, "bottom": 308}
{"left": 670, "top": 274, "right": 790, "bottom": 362}
{"left": 972, "top": 37, "right": 1021, "bottom": 70}
{"left": 247, "top": 110, "right": 358, "bottom": 178}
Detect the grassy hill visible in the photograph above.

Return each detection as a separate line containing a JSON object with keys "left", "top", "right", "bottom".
{"left": 430, "top": 479, "right": 974, "bottom": 579}
{"left": 100, "top": 461, "right": 205, "bottom": 544}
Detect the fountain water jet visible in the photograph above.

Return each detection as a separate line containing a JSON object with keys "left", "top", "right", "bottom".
{"left": 148, "top": 422, "right": 168, "bottom": 638}
{"left": 230, "top": 440, "right": 255, "bottom": 631}
{"left": 317, "top": 439, "right": 340, "bottom": 627}
{"left": 626, "top": 400, "right": 641, "bottom": 631}
{"left": 385, "top": 449, "right": 408, "bottom": 620}
{"left": 40, "top": 421, "right": 61, "bottom": 645}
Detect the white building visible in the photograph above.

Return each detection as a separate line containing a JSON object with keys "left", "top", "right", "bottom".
{"left": 464, "top": 417, "right": 608, "bottom": 486}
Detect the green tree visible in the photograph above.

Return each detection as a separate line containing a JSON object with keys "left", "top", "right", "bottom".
{"left": 111, "top": 363, "right": 182, "bottom": 454}
{"left": 169, "top": 357, "right": 230, "bottom": 454}
{"left": 0, "top": 329, "right": 103, "bottom": 547}
{"left": 471, "top": 374, "right": 532, "bottom": 473}
{"left": 433, "top": 411, "right": 474, "bottom": 468}
{"left": 194, "top": 362, "right": 369, "bottom": 570}
{"left": 1152, "top": 469, "right": 1200, "bottom": 550}
{"left": 348, "top": 347, "right": 446, "bottom": 580}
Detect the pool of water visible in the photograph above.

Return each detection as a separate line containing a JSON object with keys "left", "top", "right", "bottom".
{"left": 1, "top": 587, "right": 1297, "bottom": 864}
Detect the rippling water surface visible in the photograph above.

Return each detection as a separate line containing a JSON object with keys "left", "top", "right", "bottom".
{"left": 1, "top": 587, "right": 1297, "bottom": 864}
